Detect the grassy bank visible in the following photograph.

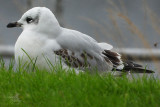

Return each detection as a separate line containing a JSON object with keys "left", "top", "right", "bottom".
{"left": 0, "top": 60, "right": 159, "bottom": 106}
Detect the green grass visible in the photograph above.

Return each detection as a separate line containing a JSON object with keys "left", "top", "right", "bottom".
{"left": 0, "top": 59, "right": 159, "bottom": 107}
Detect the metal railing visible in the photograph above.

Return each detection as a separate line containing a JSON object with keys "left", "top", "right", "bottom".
{"left": 0, "top": 45, "right": 160, "bottom": 60}
{"left": 0, "top": 45, "right": 14, "bottom": 57}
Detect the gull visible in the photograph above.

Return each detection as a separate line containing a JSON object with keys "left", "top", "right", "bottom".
{"left": 7, "top": 7, "right": 154, "bottom": 73}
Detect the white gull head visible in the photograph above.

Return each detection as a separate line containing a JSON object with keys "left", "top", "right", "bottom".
{"left": 7, "top": 7, "right": 61, "bottom": 36}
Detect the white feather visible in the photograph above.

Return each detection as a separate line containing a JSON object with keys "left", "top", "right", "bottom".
{"left": 98, "top": 42, "right": 113, "bottom": 50}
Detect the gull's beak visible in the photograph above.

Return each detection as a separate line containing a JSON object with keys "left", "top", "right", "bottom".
{"left": 7, "top": 22, "right": 22, "bottom": 28}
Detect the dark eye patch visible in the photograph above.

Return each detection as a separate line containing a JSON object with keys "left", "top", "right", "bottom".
{"left": 26, "top": 17, "right": 33, "bottom": 23}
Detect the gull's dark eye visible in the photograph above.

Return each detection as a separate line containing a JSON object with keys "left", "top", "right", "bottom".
{"left": 26, "top": 17, "right": 33, "bottom": 23}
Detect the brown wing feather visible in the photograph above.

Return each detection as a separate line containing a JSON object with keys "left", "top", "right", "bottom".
{"left": 102, "top": 50, "right": 121, "bottom": 66}
{"left": 54, "top": 49, "right": 92, "bottom": 68}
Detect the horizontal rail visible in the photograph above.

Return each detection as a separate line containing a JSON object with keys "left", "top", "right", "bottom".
{"left": 0, "top": 45, "right": 14, "bottom": 57}
{"left": 114, "top": 48, "right": 160, "bottom": 61}
{"left": 0, "top": 45, "right": 160, "bottom": 60}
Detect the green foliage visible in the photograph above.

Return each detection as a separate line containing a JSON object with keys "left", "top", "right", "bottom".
{"left": 0, "top": 60, "right": 159, "bottom": 107}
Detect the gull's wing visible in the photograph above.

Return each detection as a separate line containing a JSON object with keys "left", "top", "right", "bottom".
{"left": 56, "top": 28, "right": 105, "bottom": 61}
{"left": 54, "top": 28, "right": 122, "bottom": 71}
{"left": 54, "top": 28, "right": 154, "bottom": 73}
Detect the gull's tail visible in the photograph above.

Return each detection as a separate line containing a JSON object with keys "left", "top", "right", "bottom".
{"left": 114, "top": 61, "right": 155, "bottom": 73}
{"left": 99, "top": 43, "right": 155, "bottom": 73}
{"left": 101, "top": 49, "right": 155, "bottom": 73}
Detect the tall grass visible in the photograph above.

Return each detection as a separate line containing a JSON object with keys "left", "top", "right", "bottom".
{"left": 0, "top": 59, "right": 159, "bottom": 106}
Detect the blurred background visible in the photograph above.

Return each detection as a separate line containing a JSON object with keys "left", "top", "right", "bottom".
{"left": 0, "top": 0, "right": 160, "bottom": 75}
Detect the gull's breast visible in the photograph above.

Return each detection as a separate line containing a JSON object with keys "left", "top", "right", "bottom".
{"left": 14, "top": 31, "right": 60, "bottom": 69}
